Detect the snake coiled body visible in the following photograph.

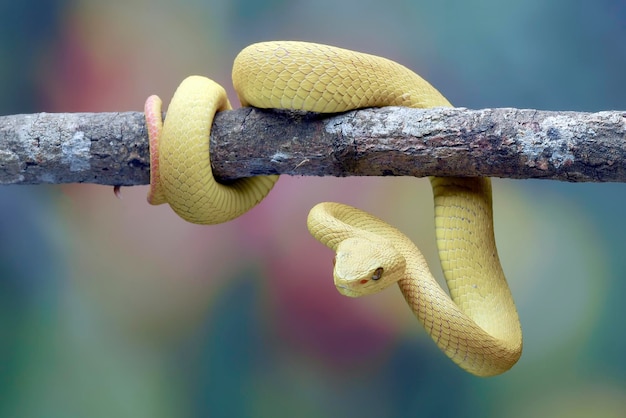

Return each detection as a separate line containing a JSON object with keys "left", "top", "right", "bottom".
{"left": 145, "top": 41, "right": 522, "bottom": 376}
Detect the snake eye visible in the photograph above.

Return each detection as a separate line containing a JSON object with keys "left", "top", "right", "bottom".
{"left": 372, "top": 267, "right": 383, "bottom": 281}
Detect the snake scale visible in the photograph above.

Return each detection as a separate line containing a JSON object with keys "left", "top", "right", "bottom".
{"left": 144, "top": 41, "right": 522, "bottom": 377}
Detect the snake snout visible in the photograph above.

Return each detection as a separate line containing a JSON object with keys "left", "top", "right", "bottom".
{"left": 332, "top": 237, "right": 403, "bottom": 298}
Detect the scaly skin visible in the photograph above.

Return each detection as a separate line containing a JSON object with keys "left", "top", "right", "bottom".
{"left": 145, "top": 41, "right": 522, "bottom": 376}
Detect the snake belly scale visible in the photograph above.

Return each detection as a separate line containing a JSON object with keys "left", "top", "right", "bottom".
{"left": 144, "top": 41, "right": 522, "bottom": 377}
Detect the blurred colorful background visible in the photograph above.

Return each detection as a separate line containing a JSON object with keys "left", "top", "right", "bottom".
{"left": 1, "top": 0, "right": 625, "bottom": 417}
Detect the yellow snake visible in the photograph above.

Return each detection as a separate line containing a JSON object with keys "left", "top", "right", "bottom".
{"left": 144, "top": 41, "right": 522, "bottom": 377}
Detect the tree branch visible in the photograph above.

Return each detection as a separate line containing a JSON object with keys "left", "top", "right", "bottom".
{"left": 1, "top": 106, "right": 624, "bottom": 186}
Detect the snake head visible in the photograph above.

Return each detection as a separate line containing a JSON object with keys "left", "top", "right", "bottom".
{"left": 333, "top": 237, "right": 406, "bottom": 298}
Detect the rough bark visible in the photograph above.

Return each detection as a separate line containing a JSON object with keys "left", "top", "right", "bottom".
{"left": 0, "top": 106, "right": 624, "bottom": 185}
{"left": 0, "top": 111, "right": 148, "bottom": 185}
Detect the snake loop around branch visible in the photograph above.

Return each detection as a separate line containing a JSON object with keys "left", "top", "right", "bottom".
{"left": 144, "top": 41, "right": 522, "bottom": 376}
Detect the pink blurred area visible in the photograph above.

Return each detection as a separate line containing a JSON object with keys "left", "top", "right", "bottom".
{"left": 57, "top": 176, "right": 421, "bottom": 357}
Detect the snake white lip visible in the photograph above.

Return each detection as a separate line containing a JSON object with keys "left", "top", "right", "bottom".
{"left": 335, "top": 284, "right": 360, "bottom": 298}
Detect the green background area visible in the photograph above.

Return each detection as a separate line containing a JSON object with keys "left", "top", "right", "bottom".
{"left": 1, "top": 1, "right": 625, "bottom": 417}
